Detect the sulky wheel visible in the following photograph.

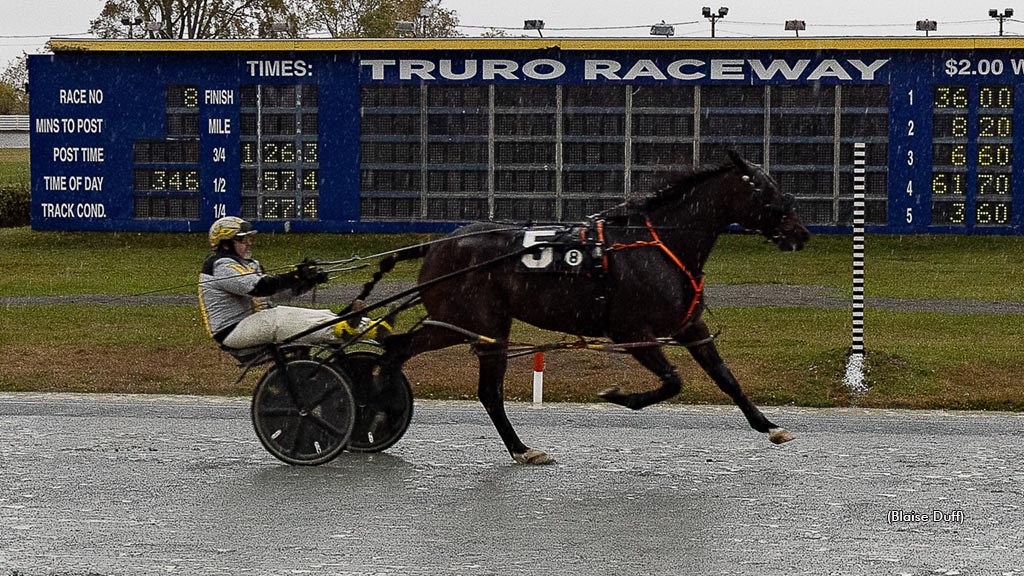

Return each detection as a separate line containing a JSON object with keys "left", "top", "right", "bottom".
{"left": 251, "top": 359, "right": 355, "bottom": 466}
{"left": 332, "top": 351, "right": 413, "bottom": 453}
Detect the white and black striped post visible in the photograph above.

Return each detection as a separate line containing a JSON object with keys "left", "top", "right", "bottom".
{"left": 844, "top": 142, "right": 867, "bottom": 392}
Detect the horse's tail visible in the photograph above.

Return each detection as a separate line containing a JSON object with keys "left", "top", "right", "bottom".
{"left": 341, "top": 244, "right": 430, "bottom": 315}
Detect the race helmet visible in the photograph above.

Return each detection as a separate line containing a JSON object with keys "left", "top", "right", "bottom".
{"left": 208, "top": 216, "right": 256, "bottom": 247}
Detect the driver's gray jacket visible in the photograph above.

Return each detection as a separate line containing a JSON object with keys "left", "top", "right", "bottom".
{"left": 198, "top": 251, "right": 271, "bottom": 342}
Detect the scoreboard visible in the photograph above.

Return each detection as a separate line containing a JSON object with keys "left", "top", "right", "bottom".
{"left": 27, "top": 38, "right": 1024, "bottom": 233}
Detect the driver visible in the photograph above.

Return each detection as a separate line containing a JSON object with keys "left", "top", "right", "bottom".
{"left": 199, "top": 216, "right": 386, "bottom": 350}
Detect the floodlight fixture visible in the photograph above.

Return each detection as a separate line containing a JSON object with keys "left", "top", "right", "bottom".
{"left": 702, "top": 6, "right": 728, "bottom": 37}
{"left": 120, "top": 16, "right": 143, "bottom": 38}
{"left": 143, "top": 20, "right": 166, "bottom": 38}
{"left": 650, "top": 21, "right": 675, "bottom": 37}
{"left": 395, "top": 20, "right": 416, "bottom": 35}
{"left": 784, "top": 19, "right": 806, "bottom": 37}
{"left": 990, "top": 8, "right": 1015, "bottom": 35}
{"left": 916, "top": 19, "right": 937, "bottom": 36}
{"left": 524, "top": 20, "right": 545, "bottom": 37}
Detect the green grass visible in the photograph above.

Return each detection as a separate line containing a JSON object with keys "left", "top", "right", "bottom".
{"left": 3, "top": 151, "right": 1021, "bottom": 406}
{"left": 706, "top": 233, "right": 1024, "bottom": 301}
{"left": 0, "top": 228, "right": 431, "bottom": 296}
{"left": 2, "top": 304, "right": 1021, "bottom": 410}
{"left": 2, "top": 227, "right": 1023, "bottom": 302}
{"left": 1, "top": 229, "right": 1021, "bottom": 408}
{"left": 0, "top": 148, "right": 29, "bottom": 188}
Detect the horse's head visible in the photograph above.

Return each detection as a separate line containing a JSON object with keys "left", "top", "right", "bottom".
{"left": 725, "top": 150, "right": 810, "bottom": 251}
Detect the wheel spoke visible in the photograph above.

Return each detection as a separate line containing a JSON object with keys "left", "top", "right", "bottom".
{"left": 306, "top": 385, "right": 341, "bottom": 410}
{"left": 288, "top": 422, "right": 305, "bottom": 457}
{"left": 260, "top": 407, "right": 302, "bottom": 418}
{"left": 309, "top": 414, "right": 348, "bottom": 438}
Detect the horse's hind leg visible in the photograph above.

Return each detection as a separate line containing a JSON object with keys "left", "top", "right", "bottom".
{"left": 599, "top": 346, "right": 682, "bottom": 410}
{"left": 377, "top": 324, "right": 465, "bottom": 393}
{"left": 379, "top": 324, "right": 553, "bottom": 465}
{"left": 675, "top": 320, "right": 794, "bottom": 444}
{"left": 476, "top": 343, "right": 554, "bottom": 465}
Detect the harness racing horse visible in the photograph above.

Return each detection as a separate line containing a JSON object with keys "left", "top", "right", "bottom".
{"left": 362, "top": 151, "right": 811, "bottom": 464}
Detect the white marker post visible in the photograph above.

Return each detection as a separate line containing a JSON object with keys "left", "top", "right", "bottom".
{"left": 532, "top": 352, "right": 544, "bottom": 403}
{"left": 844, "top": 142, "right": 868, "bottom": 392}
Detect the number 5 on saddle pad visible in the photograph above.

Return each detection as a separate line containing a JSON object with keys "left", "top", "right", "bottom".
{"left": 515, "top": 225, "right": 605, "bottom": 275}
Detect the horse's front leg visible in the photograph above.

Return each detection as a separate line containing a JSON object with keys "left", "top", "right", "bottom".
{"left": 675, "top": 320, "right": 794, "bottom": 444}
{"left": 475, "top": 343, "right": 554, "bottom": 465}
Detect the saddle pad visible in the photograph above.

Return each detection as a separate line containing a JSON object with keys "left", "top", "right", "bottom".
{"left": 514, "top": 225, "right": 604, "bottom": 275}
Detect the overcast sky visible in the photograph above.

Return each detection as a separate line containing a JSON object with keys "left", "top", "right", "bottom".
{"left": 2, "top": 0, "right": 1019, "bottom": 67}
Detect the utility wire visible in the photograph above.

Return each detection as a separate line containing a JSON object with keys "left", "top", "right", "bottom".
{"left": 457, "top": 21, "right": 701, "bottom": 32}
{"left": 455, "top": 18, "right": 1018, "bottom": 34}
{"left": 0, "top": 32, "right": 93, "bottom": 38}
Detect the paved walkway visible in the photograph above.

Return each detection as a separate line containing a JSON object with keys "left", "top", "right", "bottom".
{"left": 3, "top": 282, "right": 1024, "bottom": 315}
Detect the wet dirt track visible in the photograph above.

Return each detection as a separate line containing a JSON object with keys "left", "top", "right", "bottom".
{"left": 1, "top": 393, "right": 1023, "bottom": 576}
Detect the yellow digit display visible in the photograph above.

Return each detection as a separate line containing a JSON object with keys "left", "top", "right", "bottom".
{"left": 978, "top": 115, "right": 1012, "bottom": 137}
{"left": 238, "top": 84, "right": 319, "bottom": 220}
{"left": 303, "top": 169, "right": 318, "bottom": 191}
{"left": 241, "top": 142, "right": 257, "bottom": 164}
{"left": 932, "top": 173, "right": 966, "bottom": 195}
{"left": 975, "top": 202, "right": 1011, "bottom": 224}
{"left": 303, "top": 142, "right": 318, "bottom": 163}
{"left": 951, "top": 145, "right": 967, "bottom": 166}
{"left": 978, "top": 173, "right": 1011, "bottom": 195}
{"left": 935, "top": 86, "right": 969, "bottom": 108}
{"left": 977, "top": 144, "right": 1012, "bottom": 166}
{"left": 952, "top": 115, "right": 968, "bottom": 137}
{"left": 979, "top": 86, "right": 1013, "bottom": 108}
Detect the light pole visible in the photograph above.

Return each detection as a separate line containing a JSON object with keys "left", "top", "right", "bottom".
{"left": 702, "top": 6, "right": 728, "bottom": 38}
{"left": 120, "top": 16, "right": 142, "bottom": 39}
{"left": 269, "top": 22, "right": 292, "bottom": 38}
{"left": 989, "top": 8, "right": 1014, "bottom": 35}
{"left": 916, "top": 19, "right": 937, "bottom": 36}
{"left": 785, "top": 19, "right": 806, "bottom": 37}
{"left": 650, "top": 20, "right": 675, "bottom": 37}
{"left": 524, "top": 20, "right": 545, "bottom": 37}
{"left": 143, "top": 21, "right": 166, "bottom": 39}
{"left": 395, "top": 21, "right": 416, "bottom": 36}
{"left": 418, "top": 7, "right": 434, "bottom": 36}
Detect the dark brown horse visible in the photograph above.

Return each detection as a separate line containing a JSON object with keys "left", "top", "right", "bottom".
{"left": 364, "top": 151, "right": 810, "bottom": 464}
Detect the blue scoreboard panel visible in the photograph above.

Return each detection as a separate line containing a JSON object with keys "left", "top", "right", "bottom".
{"left": 28, "top": 38, "right": 1024, "bottom": 233}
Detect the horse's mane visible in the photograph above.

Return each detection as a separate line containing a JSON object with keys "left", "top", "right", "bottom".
{"left": 600, "top": 162, "right": 736, "bottom": 222}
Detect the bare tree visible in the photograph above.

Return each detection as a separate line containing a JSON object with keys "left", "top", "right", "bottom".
{"left": 296, "top": 0, "right": 460, "bottom": 38}
{"left": 90, "top": 0, "right": 292, "bottom": 39}
{"left": 0, "top": 55, "right": 29, "bottom": 114}
{"left": 90, "top": 0, "right": 458, "bottom": 39}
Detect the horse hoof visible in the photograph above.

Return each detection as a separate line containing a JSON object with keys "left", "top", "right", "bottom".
{"left": 513, "top": 448, "right": 555, "bottom": 465}
{"left": 598, "top": 386, "right": 630, "bottom": 406}
{"left": 768, "top": 427, "right": 795, "bottom": 444}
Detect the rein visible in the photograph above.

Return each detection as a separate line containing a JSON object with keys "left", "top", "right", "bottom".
{"left": 604, "top": 218, "right": 705, "bottom": 330}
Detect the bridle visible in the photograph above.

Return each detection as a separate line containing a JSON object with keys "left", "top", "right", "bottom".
{"left": 740, "top": 164, "right": 797, "bottom": 238}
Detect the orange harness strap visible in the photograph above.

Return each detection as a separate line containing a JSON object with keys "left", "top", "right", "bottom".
{"left": 606, "top": 219, "right": 705, "bottom": 328}
{"left": 596, "top": 220, "right": 609, "bottom": 271}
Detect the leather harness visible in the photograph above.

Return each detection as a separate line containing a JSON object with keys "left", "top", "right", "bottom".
{"left": 593, "top": 218, "right": 705, "bottom": 332}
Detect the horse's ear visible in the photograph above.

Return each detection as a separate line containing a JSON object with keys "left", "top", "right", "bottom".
{"left": 726, "top": 149, "right": 752, "bottom": 175}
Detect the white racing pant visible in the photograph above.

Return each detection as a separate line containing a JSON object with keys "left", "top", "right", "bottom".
{"left": 221, "top": 306, "right": 341, "bottom": 349}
